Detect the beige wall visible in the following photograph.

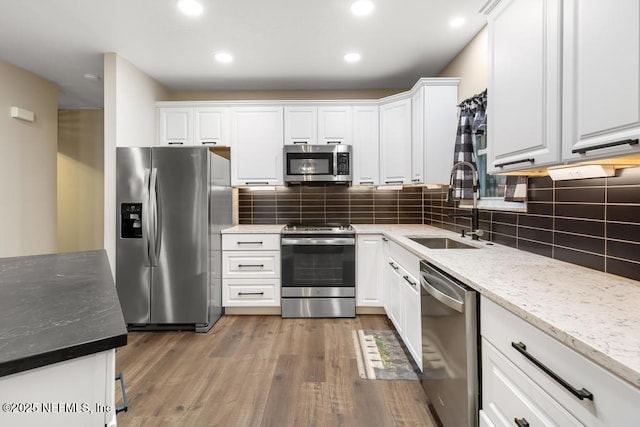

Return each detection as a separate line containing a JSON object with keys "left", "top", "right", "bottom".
{"left": 103, "top": 53, "right": 171, "bottom": 274}
{"left": 438, "top": 26, "right": 488, "bottom": 102}
{"left": 57, "top": 109, "right": 104, "bottom": 253}
{"left": 0, "top": 60, "right": 58, "bottom": 257}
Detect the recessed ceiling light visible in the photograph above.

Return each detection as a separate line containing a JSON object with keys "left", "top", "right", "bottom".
{"left": 450, "top": 17, "right": 465, "bottom": 28}
{"left": 177, "top": 0, "right": 203, "bottom": 16}
{"left": 344, "top": 52, "right": 361, "bottom": 63}
{"left": 214, "top": 52, "right": 234, "bottom": 64}
{"left": 351, "top": 0, "right": 374, "bottom": 16}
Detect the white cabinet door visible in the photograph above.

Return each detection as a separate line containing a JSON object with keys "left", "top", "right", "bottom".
{"left": 379, "top": 98, "right": 412, "bottom": 184}
{"left": 352, "top": 105, "right": 380, "bottom": 185}
{"left": 402, "top": 269, "right": 422, "bottom": 370}
{"left": 318, "top": 106, "right": 352, "bottom": 145}
{"left": 411, "top": 89, "right": 425, "bottom": 184}
{"left": 194, "top": 107, "right": 230, "bottom": 147}
{"left": 231, "top": 106, "right": 284, "bottom": 186}
{"left": 484, "top": 0, "right": 562, "bottom": 172}
{"left": 418, "top": 85, "right": 459, "bottom": 184}
{"left": 159, "top": 108, "right": 192, "bottom": 146}
{"left": 284, "top": 106, "right": 318, "bottom": 145}
{"left": 356, "top": 235, "right": 384, "bottom": 307}
{"left": 386, "top": 258, "right": 404, "bottom": 335}
{"left": 562, "top": 0, "right": 640, "bottom": 161}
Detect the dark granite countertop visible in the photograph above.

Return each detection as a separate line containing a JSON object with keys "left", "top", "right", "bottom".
{"left": 0, "top": 250, "right": 127, "bottom": 377}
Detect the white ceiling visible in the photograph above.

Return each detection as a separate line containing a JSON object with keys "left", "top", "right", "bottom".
{"left": 0, "top": 0, "right": 487, "bottom": 108}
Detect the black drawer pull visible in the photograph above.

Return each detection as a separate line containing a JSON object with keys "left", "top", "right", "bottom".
{"left": 385, "top": 180, "right": 404, "bottom": 184}
{"left": 238, "top": 264, "right": 264, "bottom": 268}
{"left": 237, "top": 241, "right": 263, "bottom": 245}
{"left": 572, "top": 138, "right": 639, "bottom": 154}
{"left": 168, "top": 142, "right": 184, "bottom": 145}
{"left": 402, "top": 275, "right": 417, "bottom": 288}
{"left": 412, "top": 178, "right": 421, "bottom": 182}
{"left": 511, "top": 341, "right": 594, "bottom": 401}
{"left": 201, "top": 141, "right": 217, "bottom": 145}
{"left": 327, "top": 141, "right": 342, "bottom": 144}
{"left": 238, "top": 292, "right": 264, "bottom": 296}
{"left": 292, "top": 141, "right": 308, "bottom": 144}
{"left": 388, "top": 262, "right": 399, "bottom": 271}
{"left": 495, "top": 158, "right": 535, "bottom": 168}
{"left": 245, "top": 182, "right": 269, "bottom": 185}
{"left": 359, "top": 181, "right": 374, "bottom": 185}
{"left": 514, "top": 418, "right": 529, "bottom": 427}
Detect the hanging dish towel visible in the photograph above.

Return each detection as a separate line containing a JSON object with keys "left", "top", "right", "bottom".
{"left": 451, "top": 108, "right": 478, "bottom": 200}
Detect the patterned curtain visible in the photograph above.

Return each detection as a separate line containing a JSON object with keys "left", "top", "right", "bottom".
{"left": 451, "top": 90, "right": 486, "bottom": 199}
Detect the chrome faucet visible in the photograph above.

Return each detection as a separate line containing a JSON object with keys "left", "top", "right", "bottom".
{"left": 447, "top": 161, "right": 484, "bottom": 240}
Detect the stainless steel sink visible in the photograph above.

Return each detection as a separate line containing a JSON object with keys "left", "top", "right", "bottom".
{"left": 407, "top": 237, "right": 478, "bottom": 249}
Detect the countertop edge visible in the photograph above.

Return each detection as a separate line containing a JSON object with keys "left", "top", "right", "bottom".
{"left": 0, "top": 333, "right": 127, "bottom": 378}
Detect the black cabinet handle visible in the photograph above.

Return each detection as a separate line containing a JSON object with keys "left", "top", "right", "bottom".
{"left": 245, "top": 182, "right": 269, "bottom": 185}
{"left": 292, "top": 141, "right": 308, "bottom": 144}
{"left": 327, "top": 141, "right": 342, "bottom": 144}
{"left": 238, "top": 264, "right": 264, "bottom": 268}
{"left": 495, "top": 158, "right": 535, "bottom": 168}
{"left": 402, "top": 275, "right": 417, "bottom": 288}
{"left": 385, "top": 180, "right": 404, "bottom": 184}
{"left": 237, "top": 241, "right": 263, "bottom": 245}
{"left": 359, "top": 181, "right": 374, "bottom": 185}
{"left": 168, "top": 142, "right": 184, "bottom": 145}
{"left": 511, "top": 342, "right": 594, "bottom": 401}
{"left": 238, "top": 292, "right": 265, "bottom": 296}
{"left": 572, "top": 138, "right": 639, "bottom": 154}
{"left": 514, "top": 418, "right": 529, "bottom": 427}
{"left": 201, "top": 141, "right": 217, "bottom": 145}
{"left": 382, "top": 237, "right": 388, "bottom": 242}
{"left": 412, "top": 178, "right": 421, "bottom": 182}
{"left": 388, "top": 262, "right": 399, "bottom": 271}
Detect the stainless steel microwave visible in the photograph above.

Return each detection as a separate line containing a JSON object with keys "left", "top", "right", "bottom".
{"left": 283, "top": 145, "right": 352, "bottom": 183}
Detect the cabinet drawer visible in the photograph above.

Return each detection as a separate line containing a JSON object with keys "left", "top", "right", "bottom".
{"left": 482, "top": 338, "right": 583, "bottom": 427}
{"left": 389, "top": 241, "right": 421, "bottom": 278}
{"left": 222, "top": 251, "right": 280, "bottom": 278}
{"left": 481, "top": 296, "right": 640, "bottom": 425}
{"left": 222, "top": 234, "right": 280, "bottom": 251}
{"left": 223, "top": 279, "right": 280, "bottom": 307}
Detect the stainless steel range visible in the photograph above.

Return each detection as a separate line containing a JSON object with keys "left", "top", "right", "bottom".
{"left": 280, "top": 223, "right": 356, "bottom": 318}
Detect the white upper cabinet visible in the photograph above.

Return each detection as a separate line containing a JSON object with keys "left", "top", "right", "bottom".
{"left": 318, "top": 106, "right": 352, "bottom": 145}
{"left": 379, "top": 98, "right": 412, "bottom": 185}
{"left": 230, "top": 106, "right": 284, "bottom": 186}
{"left": 562, "top": 0, "right": 640, "bottom": 161}
{"left": 194, "top": 107, "right": 230, "bottom": 147}
{"left": 284, "top": 106, "right": 318, "bottom": 145}
{"left": 159, "top": 108, "right": 192, "bottom": 146}
{"left": 412, "top": 81, "right": 459, "bottom": 184}
{"left": 352, "top": 105, "right": 380, "bottom": 185}
{"left": 483, "top": 0, "right": 562, "bottom": 172}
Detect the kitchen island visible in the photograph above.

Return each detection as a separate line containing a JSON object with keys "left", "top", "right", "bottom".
{"left": 0, "top": 250, "right": 127, "bottom": 427}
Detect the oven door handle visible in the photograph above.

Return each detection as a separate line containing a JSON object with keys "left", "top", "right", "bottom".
{"left": 281, "top": 237, "right": 355, "bottom": 246}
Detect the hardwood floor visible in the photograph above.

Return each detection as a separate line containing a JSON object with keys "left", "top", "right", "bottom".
{"left": 115, "top": 315, "right": 438, "bottom": 427}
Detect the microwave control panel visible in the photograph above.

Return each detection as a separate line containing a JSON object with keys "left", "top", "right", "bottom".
{"left": 337, "top": 153, "right": 350, "bottom": 175}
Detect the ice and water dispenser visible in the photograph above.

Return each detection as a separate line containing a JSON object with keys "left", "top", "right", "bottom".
{"left": 120, "top": 203, "right": 142, "bottom": 238}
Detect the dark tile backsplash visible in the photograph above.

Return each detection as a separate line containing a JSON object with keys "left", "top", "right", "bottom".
{"left": 238, "top": 167, "right": 640, "bottom": 282}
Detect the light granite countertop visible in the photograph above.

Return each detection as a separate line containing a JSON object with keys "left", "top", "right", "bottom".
{"left": 222, "top": 223, "right": 640, "bottom": 389}
{"left": 222, "top": 224, "right": 285, "bottom": 234}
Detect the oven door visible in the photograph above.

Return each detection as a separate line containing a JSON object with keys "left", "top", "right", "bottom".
{"left": 281, "top": 235, "right": 355, "bottom": 297}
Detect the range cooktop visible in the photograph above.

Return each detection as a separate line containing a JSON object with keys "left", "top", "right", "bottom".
{"left": 281, "top": 223, "right": 354, "bottom": 235}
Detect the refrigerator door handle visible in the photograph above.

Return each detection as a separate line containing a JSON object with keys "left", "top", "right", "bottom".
{"left": 149, "top": 168, "right": 160, "bottom": 266}
{"left": 143, "top": 168, "right": 151, "bottom": 266}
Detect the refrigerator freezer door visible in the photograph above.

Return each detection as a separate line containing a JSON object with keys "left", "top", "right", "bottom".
{"left": 116, "top": 147, "right": 152, "bottom": 324}
{"left": 150, "top": 147, "right": 210, "bottom": 324}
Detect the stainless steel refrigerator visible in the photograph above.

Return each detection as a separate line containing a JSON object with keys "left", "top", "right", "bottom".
{"left": 116, "top": 147, "right": 232, "bottom": 332}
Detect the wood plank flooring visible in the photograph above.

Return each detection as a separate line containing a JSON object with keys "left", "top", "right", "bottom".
{"left": 115, "top": 315, "right": 438, "bottom": 427}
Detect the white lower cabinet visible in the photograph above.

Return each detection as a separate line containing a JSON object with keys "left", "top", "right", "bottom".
{"left": 356, "top": 235, "right": 385, "bottom": 307}
{"left": 381, "top": 240, "right": 422, "bottom": 370}
{"left": 0, "top": 350, "right": 116, "bottom": 427}
{"left": 222, "top": 234, "right": 281, "bottom": 307}
{"left": 481, "top": 296, "right": 640, "bottom": 426}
